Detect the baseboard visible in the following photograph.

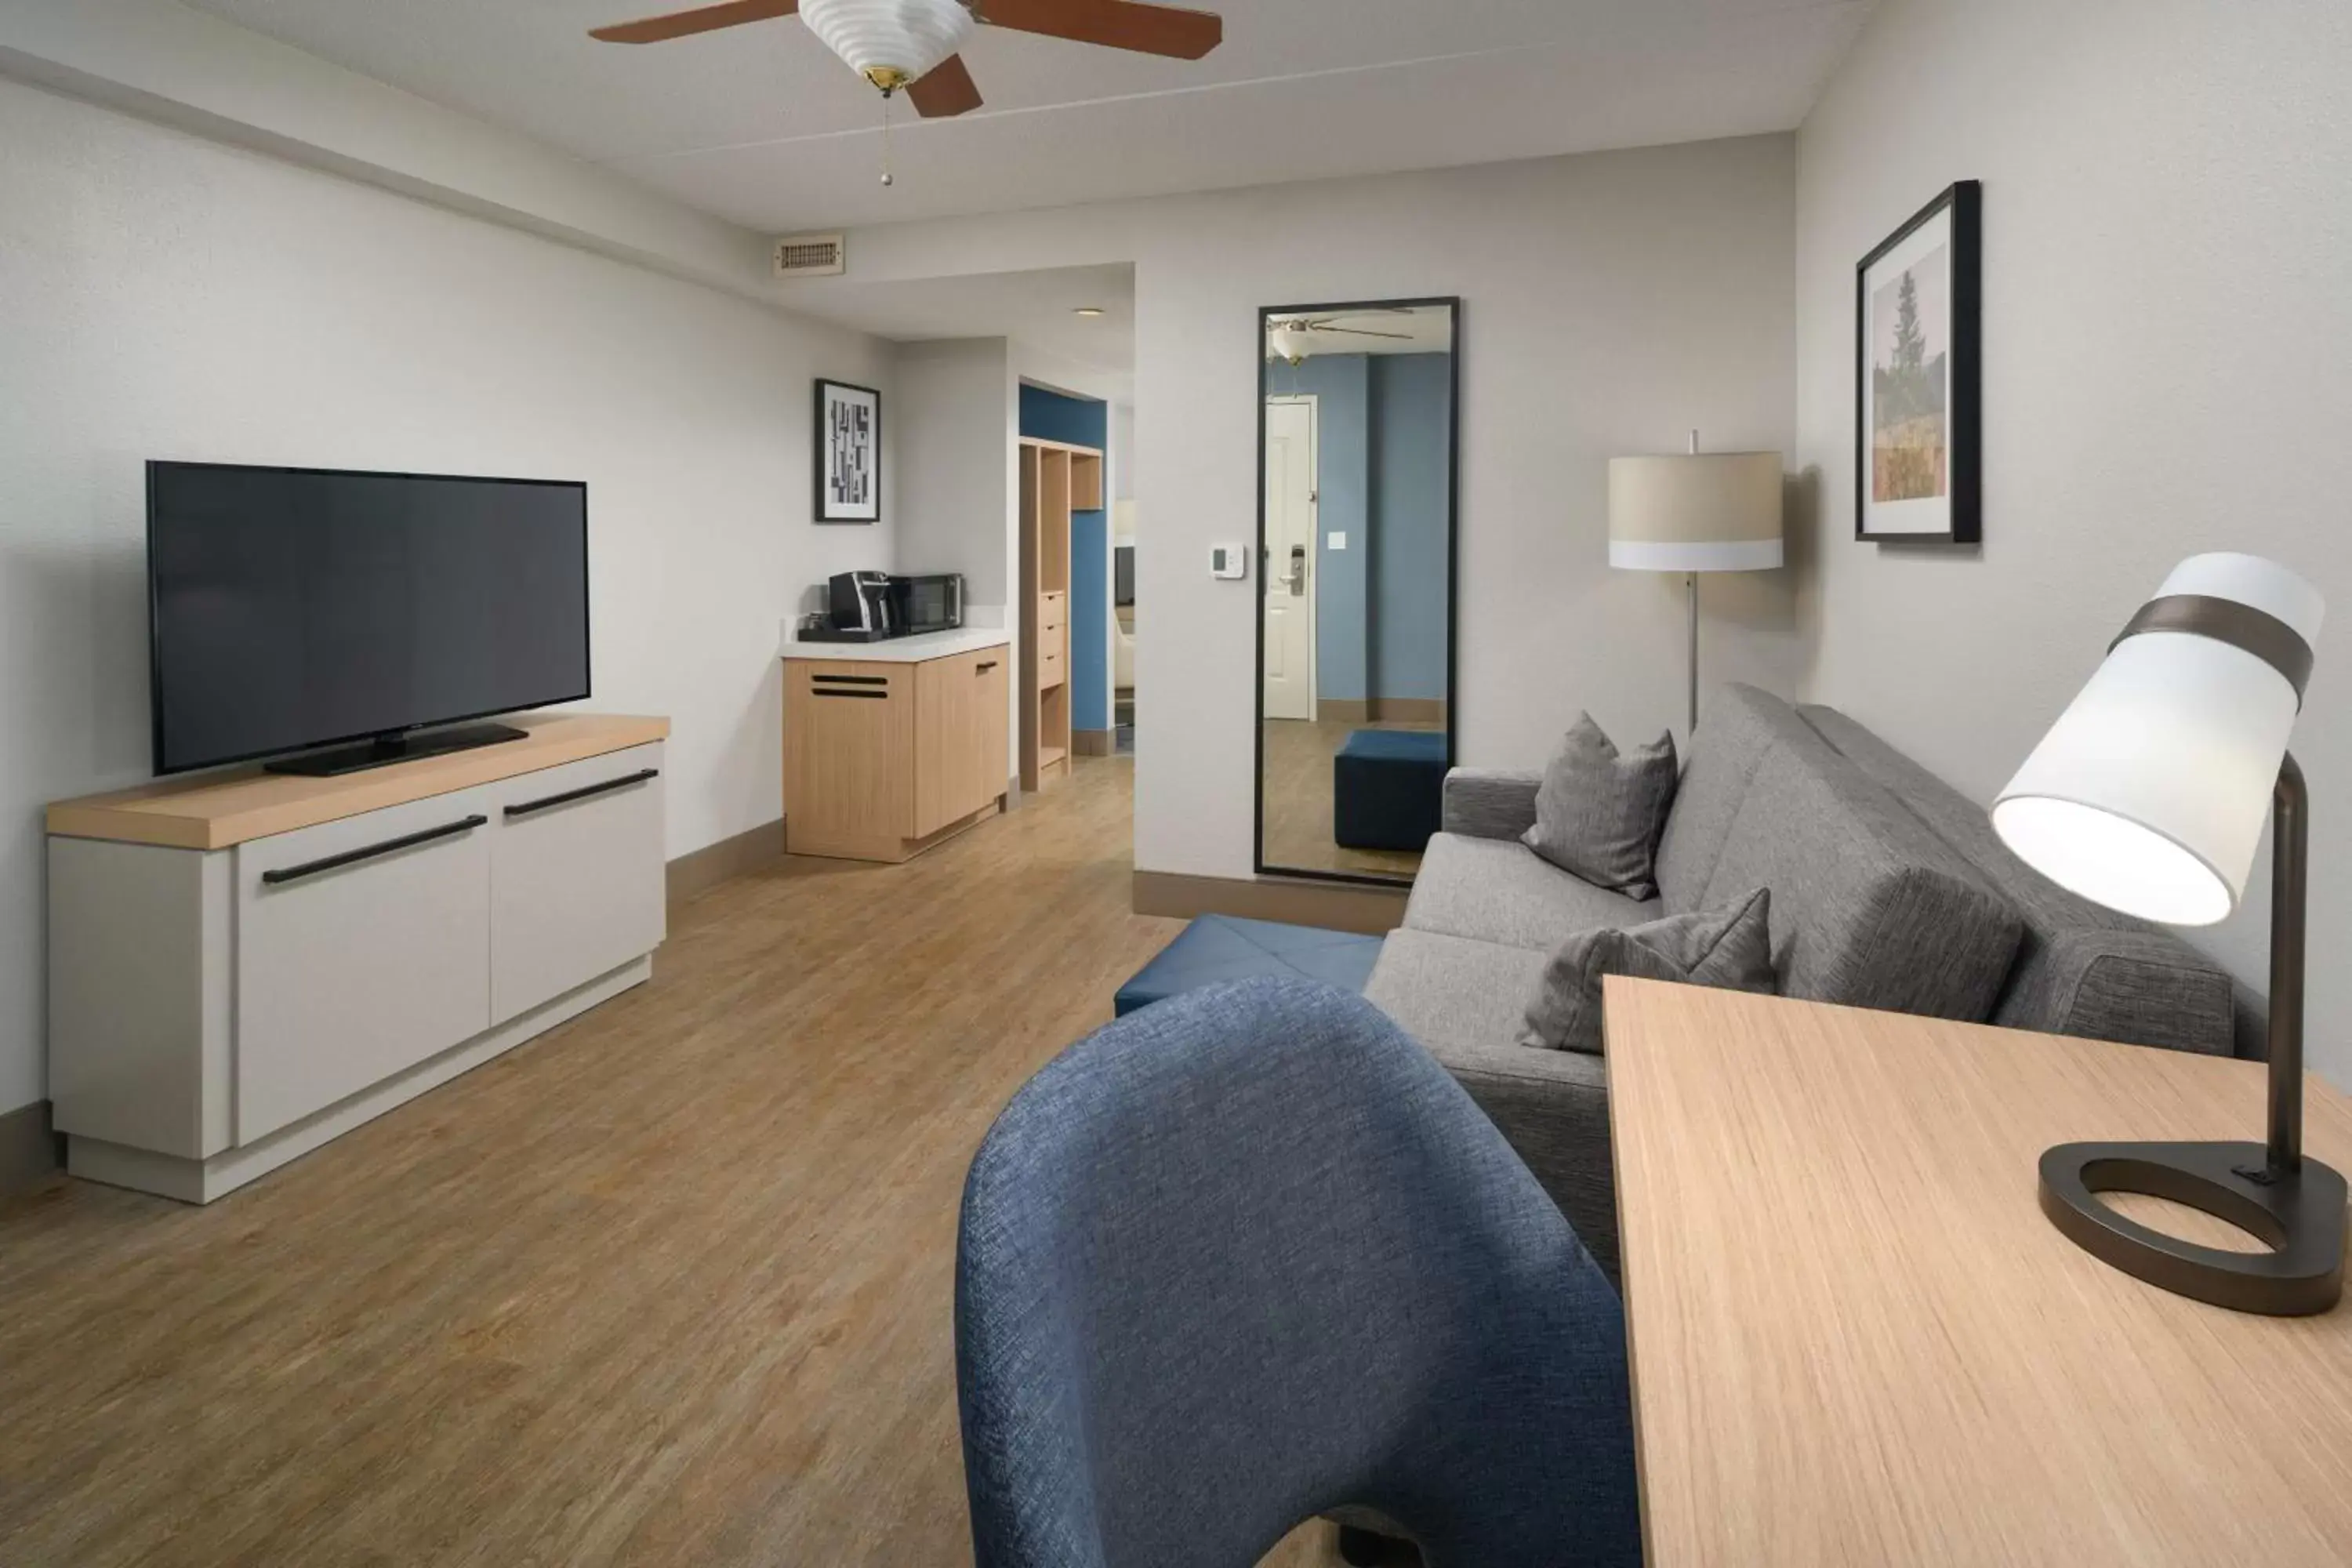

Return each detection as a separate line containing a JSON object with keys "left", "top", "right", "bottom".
{"left": 1131, "top": 870, "right": 1407, "bottom": 937}
{"left": 0, "top": 1099, "right": 63, "bottom": 1200}
{"left": 666, "top": 818, "right": 785, "bottom": 905}
{"left": 1315, "top": 699, "right": 1447, "bottom": 726}
{"left": 1073, "top": 729, "right": 1116, "bottom": 757}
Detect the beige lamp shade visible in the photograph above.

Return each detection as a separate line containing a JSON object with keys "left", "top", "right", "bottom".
{"left": 1609, "top": 452, "right": 1784, "bottom": 572}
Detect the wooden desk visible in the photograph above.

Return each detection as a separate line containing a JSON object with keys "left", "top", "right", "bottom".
{"left": 1602, "top": 978, "right": 2352, "bottom": 1566}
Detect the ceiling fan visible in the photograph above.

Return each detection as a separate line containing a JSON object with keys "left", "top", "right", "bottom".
{"left": 1266, "top": 312, "right": 1417, "bottom": 366}
{"left": 589, "top": 0, "right": 1224, "bottom": 120}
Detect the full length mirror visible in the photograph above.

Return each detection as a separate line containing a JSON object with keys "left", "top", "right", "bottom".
{"left": 1256, "top": 298, "right": 1457, "bottom": 885}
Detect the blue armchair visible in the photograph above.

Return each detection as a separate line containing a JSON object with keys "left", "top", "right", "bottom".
{"left": 955, "top": 978, "right": 1641, "bottom": 1567}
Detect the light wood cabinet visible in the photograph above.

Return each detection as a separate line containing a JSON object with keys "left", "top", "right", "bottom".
{"left": 783, "top": 645, "right": 1010, "bottom": 863}
{"left": 1021, "top": 440, "right": 1099, "bottom": 789}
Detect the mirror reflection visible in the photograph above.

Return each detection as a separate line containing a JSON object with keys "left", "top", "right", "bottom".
{"left": 1257, "top": 299, "right": 1457, "bottom": 884}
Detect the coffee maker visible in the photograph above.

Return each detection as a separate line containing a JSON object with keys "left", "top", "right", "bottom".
{"left": 801, "top": 572, "right": 898, "bottom": 643}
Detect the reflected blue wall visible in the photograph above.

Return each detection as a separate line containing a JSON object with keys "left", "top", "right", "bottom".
{"left": 1370, "top": 353, "right": 1453, "bottom": 703}
{"left": 1265, "top": 353, "right": 1450, "bottom": 707}
{"left": 1019, "top": 384, "right": 1110, "bottom": 733}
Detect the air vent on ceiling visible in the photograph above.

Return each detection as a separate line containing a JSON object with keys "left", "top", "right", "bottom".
{"left": 772, "top": 232, "right": 846, "bottom": 278}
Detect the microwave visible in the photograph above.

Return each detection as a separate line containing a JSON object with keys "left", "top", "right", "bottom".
{"left": 890, "top": 573, "right": 964, "bottom": 634}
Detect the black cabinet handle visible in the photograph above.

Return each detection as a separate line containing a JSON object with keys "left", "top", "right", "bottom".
{"left": 812, "top": 673, "right": 891, "bottom": 686}
{"left": 812, "top": 689, "right": 888, "bottom": 700}
{"left": 504, "top": 768, "right": 660, "bottom": 819}
{"left": 976, "top": 660, "right": 999, "bottom": 674}
{"left": 261, "top": 815, "right": 488, "bottom": 887}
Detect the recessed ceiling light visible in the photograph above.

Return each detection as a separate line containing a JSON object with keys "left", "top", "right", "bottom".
{"left": 1073, "top": 307, "right": 1106, "bottom": 318}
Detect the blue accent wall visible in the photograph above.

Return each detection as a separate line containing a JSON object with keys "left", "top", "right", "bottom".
{"left": 1267, "top": 357, "right": 1369, "bottom": 702}
{"left": 1370, "top": 353, "right": 1454, "bottom": 703}
{"left": 1019, "top": 384, "right": 1111, "bottom": 732}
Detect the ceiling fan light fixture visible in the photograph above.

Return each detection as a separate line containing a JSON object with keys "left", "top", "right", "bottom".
{"left": 1268, "top": 321, "right": 1311, "bottom": 365}
{"left": 799, "top": 0, "right": 975, "bottom": 93}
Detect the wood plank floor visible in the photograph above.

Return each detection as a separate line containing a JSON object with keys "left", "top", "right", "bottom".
{"left": 0, "top": 757, "right": 1355, "bottom": 1566}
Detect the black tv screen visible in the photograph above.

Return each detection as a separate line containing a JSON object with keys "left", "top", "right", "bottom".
{"left": 147, "top": 463, "right": 590, "bottom": 775}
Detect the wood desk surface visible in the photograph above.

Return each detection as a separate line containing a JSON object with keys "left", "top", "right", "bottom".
{"left": 45, "top": 713, "right": 669, "bottom": 850}
{"left": 1602, "top": 978, "right": 2352, "bottom": 1567}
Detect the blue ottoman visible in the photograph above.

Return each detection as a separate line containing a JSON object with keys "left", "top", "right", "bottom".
{"left": 1334, "top": 729, "right": 1449, "bottom": 852}
{"left": 1115, "top": 915, "right": 1385, "bottom": 1017}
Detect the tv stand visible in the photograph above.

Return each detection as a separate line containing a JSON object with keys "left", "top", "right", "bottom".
{"left": 266, "top": 720, "right": 528, "bottom": 777}
{"left": 45, "top": 713, "right": 670, "bottom": 1202}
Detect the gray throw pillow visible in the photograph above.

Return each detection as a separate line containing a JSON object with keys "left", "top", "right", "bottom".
{"left": 1520, "top": 887, "right": 1775, "bottom": 1054}
{"left": 1521, "top": 713, "right": 1679, "bottom": 898}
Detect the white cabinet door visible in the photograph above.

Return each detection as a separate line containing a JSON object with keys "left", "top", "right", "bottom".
{"left": 488, "top": 742, "right": 666, "bottom": 1024}
{"left": 234, "top": 788, "right": 495, "bottom": 1143}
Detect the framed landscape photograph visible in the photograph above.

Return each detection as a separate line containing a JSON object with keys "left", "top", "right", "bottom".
{"left": 815, "top": 379, "right": 880, "bottom": 524}
{"left": 1856, "top": 180, "right": 1980, "bottom": 542}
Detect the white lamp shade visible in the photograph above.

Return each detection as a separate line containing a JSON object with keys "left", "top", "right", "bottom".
{"left": 800, "top": 0, "right": 975, "bottom": 85}
{"left": 1608, "top": 452, "right": 1784, "bottom": 572}
{"left": 1992, "top": 553, "right": 2324, "bottom": 926}
{"left": 1267, "top": 325, "right": 1309, "bottom": 365}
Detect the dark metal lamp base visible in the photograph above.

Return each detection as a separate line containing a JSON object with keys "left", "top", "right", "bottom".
{"left": 2039, "top": 1141, "right": 2347, "bottom": 1316}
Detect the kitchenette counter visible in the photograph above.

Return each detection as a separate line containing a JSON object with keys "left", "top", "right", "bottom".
{"left": 779, "top": 626, "right": 1012, "bottom": 664}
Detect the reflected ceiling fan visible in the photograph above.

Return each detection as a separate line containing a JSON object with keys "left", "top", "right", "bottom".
{"left": 1266, "top": 311, "right": 1417, "bottom": 366}
{"left": 589, "top": 0, "right": 1223, "bottom": 120}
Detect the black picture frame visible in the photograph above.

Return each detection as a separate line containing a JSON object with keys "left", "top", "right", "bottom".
{"left": 815, "top": 378, "right": 882, "bottom": 524}
{"left": 1252, "top": 296, "right": 1461, "bottom": 889}
{"left": 1856, "top": 180, "right": 1980, "bottom": 543}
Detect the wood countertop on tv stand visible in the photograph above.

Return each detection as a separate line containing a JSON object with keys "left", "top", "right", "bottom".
{"left": 45, "top": 713, "right": 670, "bottom": 851}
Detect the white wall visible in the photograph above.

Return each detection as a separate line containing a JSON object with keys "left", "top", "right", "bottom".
{"left": 0, "top": 0, "right": 771, "bottom": 300}
{"left": 0, "top": 76, "right": 895, "bottom": 1116}
{"left": 895, "top": 339, "right": 1015, "bottom": 606}
{"left": 1794, "top": 0, "right": 2352, "bottom": 1083}
{"left": 842, "top": 136, "right": 1798, "bottom": 879}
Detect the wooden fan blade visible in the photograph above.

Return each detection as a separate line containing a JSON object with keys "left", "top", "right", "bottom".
{"left": 978, "top": 0, "right": 1221, "bottom": 60}
{"left": 907, "top": 54, "right": 984, "bottom": 118}
{"left": 590, "top": 0, "right": 796, "bottom": 44}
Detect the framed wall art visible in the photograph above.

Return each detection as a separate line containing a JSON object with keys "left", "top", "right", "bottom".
{"left": 815, "top": 378, "right": 881, "bottom": 524}
{"left": 1857, "top": 180, "right": 1980, "bottom": 543}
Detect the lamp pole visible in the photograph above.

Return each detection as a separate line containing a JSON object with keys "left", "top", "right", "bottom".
{"left": 2267, "top": 753, "right": 2307, "bottom": 1174}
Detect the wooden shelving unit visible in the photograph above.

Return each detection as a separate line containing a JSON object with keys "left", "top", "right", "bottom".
{"left": 1019, "top": 437, "right": 1102, "bottom": 791}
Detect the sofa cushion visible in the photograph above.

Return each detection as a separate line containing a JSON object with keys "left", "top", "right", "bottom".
{"left": 1364, "top": 926, "right": 1623, "bottom": 1281}
{"left": 1365, "top": 925, "right": 1556, "bottom": 1062}
{"left": 1654, "top": 684, "right": 1826, "bottom": 913}
{"left": 1403, "top": 833, "right": 1662, "bottom": 953}
{"left": 1520, "top": 888, "right": 1775, "bottom": 1054}
{"left": 1520, "top": 714, "right": 1679, "bottom": 900}
{"left": 1795, "top": 704, "right": 2237, "bottom": 1054}
{"left": 1700, "top": 739, "right": 2024, "bottom": 1022}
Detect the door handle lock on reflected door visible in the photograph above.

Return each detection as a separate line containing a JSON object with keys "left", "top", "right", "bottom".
{"left": 1286, "top": 544, "right": 1307, "bottom": 597}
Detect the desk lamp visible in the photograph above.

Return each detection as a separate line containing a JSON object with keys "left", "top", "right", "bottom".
{"left": 1993, "top": 552, "right": 2341, "bottom": 1316}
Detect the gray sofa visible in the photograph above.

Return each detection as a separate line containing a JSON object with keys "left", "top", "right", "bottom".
{"left": 1364, "top": 684, "right": 2247, "bottom": 1281}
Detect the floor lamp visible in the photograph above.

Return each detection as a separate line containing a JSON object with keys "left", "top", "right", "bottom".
{"left": 1608, "top": 434, "right": 1784, "bottom": 735}
{"left": 1994, "top": 552, "right": 2342, "bottom": 1316}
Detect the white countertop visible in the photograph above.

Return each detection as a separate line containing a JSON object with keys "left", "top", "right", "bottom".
{"left": 779, "top": 625, "right": 1012, "bottom": 663}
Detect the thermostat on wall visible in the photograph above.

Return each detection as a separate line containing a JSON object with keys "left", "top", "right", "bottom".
{"left": 1211, "top": 544, "right": 1249, "bottom": 579}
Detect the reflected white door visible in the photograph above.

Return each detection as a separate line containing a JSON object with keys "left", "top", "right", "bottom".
{"left": 1263, "top": 397, "right": 1317, "bottom": 721}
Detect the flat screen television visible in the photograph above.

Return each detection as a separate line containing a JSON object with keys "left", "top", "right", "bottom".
{"left": 147, "top": 462, "right": 590, "bottom": 777}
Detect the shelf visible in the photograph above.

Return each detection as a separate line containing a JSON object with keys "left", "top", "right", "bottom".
{"left": 1036, "top": 745, "right": 1066, "bottom": 768}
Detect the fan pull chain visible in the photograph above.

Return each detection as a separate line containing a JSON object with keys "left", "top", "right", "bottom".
{"left": 880, "top": 91, "right": 895, "bottom": 187}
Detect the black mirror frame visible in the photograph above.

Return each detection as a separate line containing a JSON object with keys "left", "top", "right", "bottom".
{"left": 1252, "top": 296, "right": 1461, "bottom": 888}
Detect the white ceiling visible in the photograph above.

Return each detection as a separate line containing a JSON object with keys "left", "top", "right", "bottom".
{"left": 786, "top": 261, "right": 1136, "bottom": 375}
{"left": 182, "top": 0, "right": 1875, "bottom": 234}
